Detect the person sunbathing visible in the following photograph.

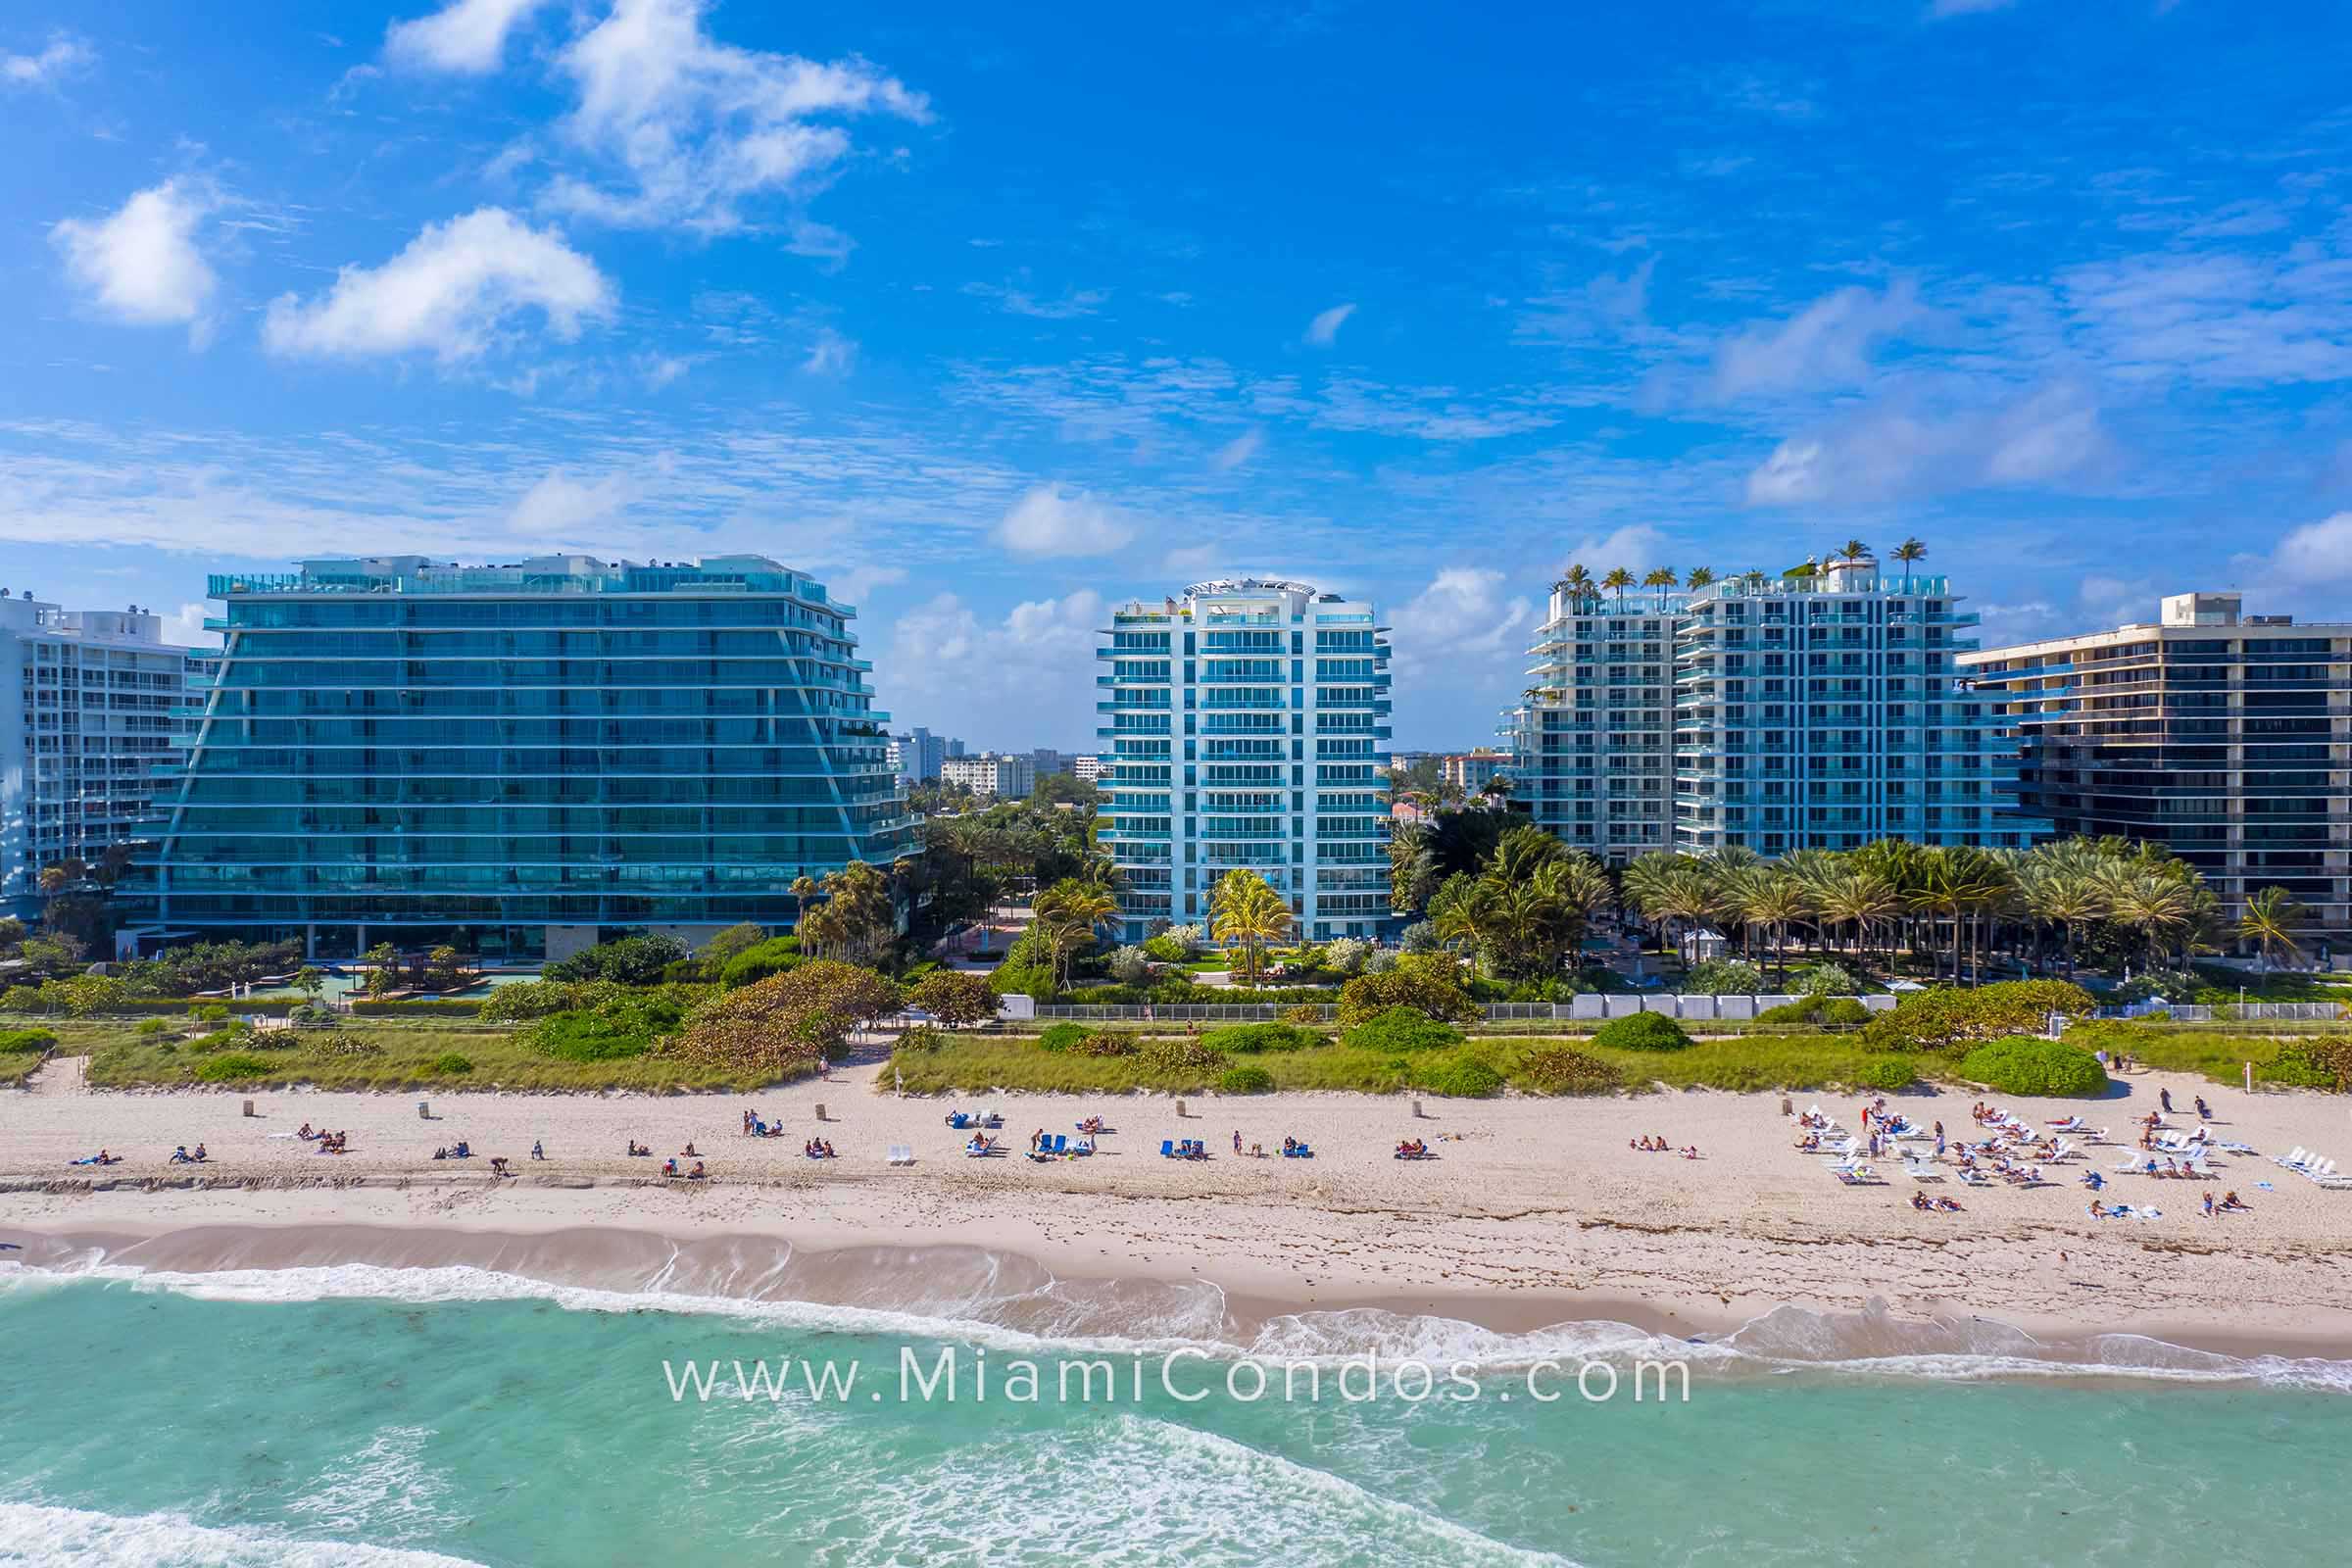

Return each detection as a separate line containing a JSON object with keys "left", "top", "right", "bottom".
{"left": 2088, "top": 1200, "right": 2110, "bottom": 1219}
{"left": 688, "top": 1161, "right": 707, "bottom": 1180}
{"left": 818, "top": 1140, "right": 834, "bottom": 1158}
{"left": 680, "top": 1143, "right": 700, "bottom": 1157}
{"left": 1283, "top": 1137, "right": 1298, "bottom": 1156}
{"left": 1681, "top": 1146, "right": 1700, "bottom": 1160}
{"left": 297, "top": 1122, "right": 317, "bottom": 1140}
{"left": 1794, "top": 1132, "right": 1821, "bottom": 1152}
{"left": 171, "top": 1146, "right": 193, "bottom": 1162}
{"left": 1936, "top": 1197, "right": 1963, "bottom": 1212}
{"left": 662, "top": 1158, "right": 679, "bottom": 1177}
{"left": 2221, "top": 1191, "right": 2249, "bottom": 1211}
{"left": 191, "top": 1145, "right": 207, "bottom": 1162}
{"left": 626, "top": 1141, "right": 649, "bottom": 1156}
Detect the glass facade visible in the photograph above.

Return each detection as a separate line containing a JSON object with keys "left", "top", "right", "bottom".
{"left": 152, "top": 554, "right": 915, "bottom": 959}
{"left": 1097, "top": 578, "right": 1393, "bottom": 944}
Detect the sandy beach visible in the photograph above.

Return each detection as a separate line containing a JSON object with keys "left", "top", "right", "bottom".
{"left": 8, "top": 1053, "right": 2352, "bottom": 1352}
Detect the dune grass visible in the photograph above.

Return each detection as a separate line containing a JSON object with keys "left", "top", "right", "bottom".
{"left": 70, "top": 1018, "right": 771, "bottom": 1094}
{"left": 881, "top": 1029, "right": 1942, "bottom": 1097}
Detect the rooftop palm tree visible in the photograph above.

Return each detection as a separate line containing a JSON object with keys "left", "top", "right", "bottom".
{"left": 1889, "top": 536, "right": 1928, "bottom": 587}
{"left": 1686, "top": 566, "right": 1717, "bottom": 590}
{"left": 1642, "top": 567, "right": 1679, "bottom": 592}
{"left": 1837, "top": 538, "right": 1871, "bottom": 564}
{"left": 1600, "top": 566, "right": 1637, "bottom": 597}
{"left": 2238, "top": 885, "right": 2307, "bottom": 969}
{"left": 1561, "top": 564, "right": 1594, "bottom": 600}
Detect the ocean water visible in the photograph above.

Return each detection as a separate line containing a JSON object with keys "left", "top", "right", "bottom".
{"left": 3, "top": 1242, "right": 2350, "bottom": 1566}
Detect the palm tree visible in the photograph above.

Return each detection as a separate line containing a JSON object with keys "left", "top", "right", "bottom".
{"left": 1837, "top": 538, "right": 1871, "bottom": 564}
{"left": 1600, "top": 566, "right": 1636, "bottom": 598}
{"left": 1686, "top": 566, "right": 1717, "bottom": 590}
{"left": 1732, "top": 869, "right": 1810, "bottom": 983}
{"left": 1561, "top": 564, "right": 1594, "bottom": 601}
{"left": 1033, "top": 876, "right": 1116, "bottom": 987}
{"left": 1889, "top": 536, "right": 1927, "bottom": 587}
{"left": 1209, "top": 868, "right": 1293, "bottom": 985}
{"left": 1812, "top": 868, "right": 1899, "bottom": 969}
{"left": 2017, "top": 859, "right": 2106, "bottom": 977}
{"left": 1642, "top": 567, "right": 1679, "bottom": 592}
{"left": 2098, "top": 867, "right": 2197, "bottom": 971}
{"left": 2238, "top": 885, "right": 2307, "bottom": 969}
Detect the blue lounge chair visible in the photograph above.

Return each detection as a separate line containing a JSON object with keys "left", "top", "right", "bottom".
{"left": 1295, "top": 1143, "right": 1313, "bottom": 1158}
{"left": 1051, "top": 1134, "right": 1067, "bottom": 1154}
{"left": 1160, "top": 1139, "right": 1175, "bottom": 1157}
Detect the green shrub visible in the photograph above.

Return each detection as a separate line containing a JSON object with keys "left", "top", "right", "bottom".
{"left": 1862, "top": 981, "right": 2098, "bottom": 1054}
{"left": 1335, "top": 965, "right": 1477, "bottom": 1027}
{"left": 718, "top": 936, "right": 805, "bottom": 989}
{"left": 1788, "top": 962, "right": 1862, "bottom": 998}
{"left": 544, "top": 933, "right": 688, "bottom": 986}
{"left": 479, "top": 979, "right": 620, "bottom": 1022}
{"left": 1141, "top": 933, "right": 1195, "bottom": 963}
{"left": 1284, "top": 1004, "right": 1327, "bottom": 1025}
{"left": 1755, "top": 996, "right": 1871, "bottom": 1029}
{"left": 988, "top": 962, "right": 1058, "bottom": 1001}
{"left": 1513, "top": 1045, "right": 1622, "bottom": 1095}
{"left": 193, "top": 1052, "right": 276, "bottom": 1083}
{"left": 135, "top": 1018, "right": 171, "bottom": 1036}
{"left": 2109, "top": 968, "right": 2202, "bottom": 1004}
{"left": 1138, "top": 1039, "right": 1225, "bottom": 1073}
{"left": 1684, "top": 958, "right": 1767, "bottom": 995}
{"left": 897, "top": 1024, "right": 946, "bottom": 1054}
{"left": 1592, "top": 1011, "right": 1692, "bottom": 1052}
{"left": 1073, "top": 1032, "right": 1136, "bottom": 1057}
{"left": 2265, "top": 1037, "right": 2352, "bottom": 1092}
{"left": 428, "top": 1052, "right": 475, "bottom": 1076}
{"left": 1855, "top": 1056, "right": 1917, "bottom": 1093}
{"left": 1200, "top": 1022, "right": 1320, "bottom": 1054}
{"left": 1415, "top": 1053, "right": 1504, "bottom": 1098}
{"left": 1217, "top": 1064, "right": 1275, "bottom": 1094}
{"left": 1343, "top": 1005, "right": 1465, "bottom": 1053}
{"left": 1957, "top": 1036, "right": 2108, "bottom": 1098}
{"left": 0, "top": 1027, "right": 57, "bottom": 1053}
{"left": 1037, "top": 1022, "right": 1091, "bottom": 1054}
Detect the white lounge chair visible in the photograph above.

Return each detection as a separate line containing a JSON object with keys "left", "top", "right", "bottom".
{"left": 2275, "top": 1147, "right": 2309, "bottom": 1170}
{"left": 885, "top": 1144, "right": 914, "bottom": 1166}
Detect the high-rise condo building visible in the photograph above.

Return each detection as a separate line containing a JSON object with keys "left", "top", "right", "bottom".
{"left": 1503, "top": 554, "right": 2046, "bottom": 858}
{"left": 1965, "top": 591, "right": 2352, "bottom": 955}
{"left": 1, "top": 595, "right": 215, "bottom": 919}
{"left": 154, "top": 555, "right": 914, "bottom": 960}
{"left": 891, "top": 726, "right": 964, "bottom": 783}
{"left": 1498, "top": 581, "right": 1682, "bottom": 861}
{"left": 1097, "top": 578, "right": 1392, "bottom": 943}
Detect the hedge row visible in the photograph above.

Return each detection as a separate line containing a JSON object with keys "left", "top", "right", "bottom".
{"left": 349, "top": 998, "right": 493, "bottom": 1017}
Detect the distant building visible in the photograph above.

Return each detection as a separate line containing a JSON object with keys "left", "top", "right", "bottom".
{"left": 892, "top": 726, "right": 965, "bottom": 783}
{"left": 940, "top": 751, "right": 1037, "bottom": 799}
{"left": 155, "top": 555, "right": 912, "bottom": 960}
{"left": 1967, "top": 591, "right": 2352, "bottom": 955}
{"left": 1071, "top": 754, "right": 1103, "bottom": 782}
{"left": 1441, "top": 750, "right": 1510, "bottom": 793}
{"left": 1097, "top": 576, "right": 1392, "bottom": 942}
{"left": 1030, "top": 748, "right": 1080, "bottom": 778}
{"left": 0, "top": 594, "right": 214, "bottom": 919}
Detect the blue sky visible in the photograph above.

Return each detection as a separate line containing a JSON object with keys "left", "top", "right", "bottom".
{"left": 5, "top": 0, "right": 2351, "bottom": 750}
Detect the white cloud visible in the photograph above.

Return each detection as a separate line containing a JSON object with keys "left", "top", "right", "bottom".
{"left": 874, "top": 589, "right": 1104, "bottom": 742}
{"left": 506, "top": 467, "right": 640, "bottom": 538}
{"left": 803, "top": 327, "right": 858, "bottom": 374}
{"left": 1388, "top": 567, "right": 1533, "bottom": 671}
{"left": 992, "top": 484, "right": 1135, "bottom": 558}
{"left": 1209, "top": 428, "right": 1263, "bottom": 472}
{"left": 640, "top": 353, "right": 692, "bottom": 388}
{"left": 384, "top": 0, "right": 550, "bottom": 74}
{"left": 3, "top": 33, "right": 91, "bottom": 87}
{"left": 544, "top": 0, "right": 930, "bottom": 235}
{"left": 1304, "top": 302, "right": 1356, "bottom": 346}
{"left": 49, "top": 178, "right": 220, "bottom": 345}
{"left": 158, "top": 601, "right": 220, "bottom": 650}
{"left": 963, "top": 280, "right": 1109, "bottom": 318}
{"left": 2236, "top": 512, "right": 2352, "bottom": 590}
{"left": 261, "top": 207, "right": 614, "bottom": 364}
{"left": 1708, "top": 281, "right": 1923, "bottom": 401}
{"left": 1745, "top": 382, "right": 2109, "bottom": 506}
{"left": 1554, "top": 524, "right": 1669, "bottom": 577}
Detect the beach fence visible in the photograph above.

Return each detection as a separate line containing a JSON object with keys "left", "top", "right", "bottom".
{"left": 2098, "top": 1001, "right": 2343, "bottom": 1023}
{"left": 1024, "top": 995, "right": 1900, "bottom": 1026}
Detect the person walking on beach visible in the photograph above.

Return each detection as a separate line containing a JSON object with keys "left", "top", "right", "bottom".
{"left": 1233, "top": 1129, "right": 1242, "bottom": 1154}
{"left": 2160, "top": 1088, "right": 2174, "bottom": 1115}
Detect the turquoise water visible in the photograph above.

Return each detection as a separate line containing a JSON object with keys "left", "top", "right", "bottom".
{"left": 3, "top": 1265, "right": 2349, "bottom": 1566}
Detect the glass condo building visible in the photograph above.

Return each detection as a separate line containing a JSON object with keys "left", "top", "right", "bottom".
{"left": 153, "top": 555, "right": 915, "bottom": 960}
{"left": 1504, "top": 555, "right": 2048, "bottom": 858}
{"left": 1097, "top": 579, "right": 1392, "bottom": 943}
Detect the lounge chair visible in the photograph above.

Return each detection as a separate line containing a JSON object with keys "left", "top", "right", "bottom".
{"left": 1051, "top": 1134, "right": 1068, "bottom": 1154}
{"left": 885, "top": 1144, "right": 914, "bottom": 1166}
{"left": 1293, "top": 1142, "right": 1313, "bottom": 1158}
{"left": 1160, "top": 1140, "right": 1176, "bottom": 1158}
{"left": 1957, "top": 1167, "right": 1992, "bottom": 1188}
{"left": 2274, "top": 1147, "right": 2309, "bottom": 1170}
